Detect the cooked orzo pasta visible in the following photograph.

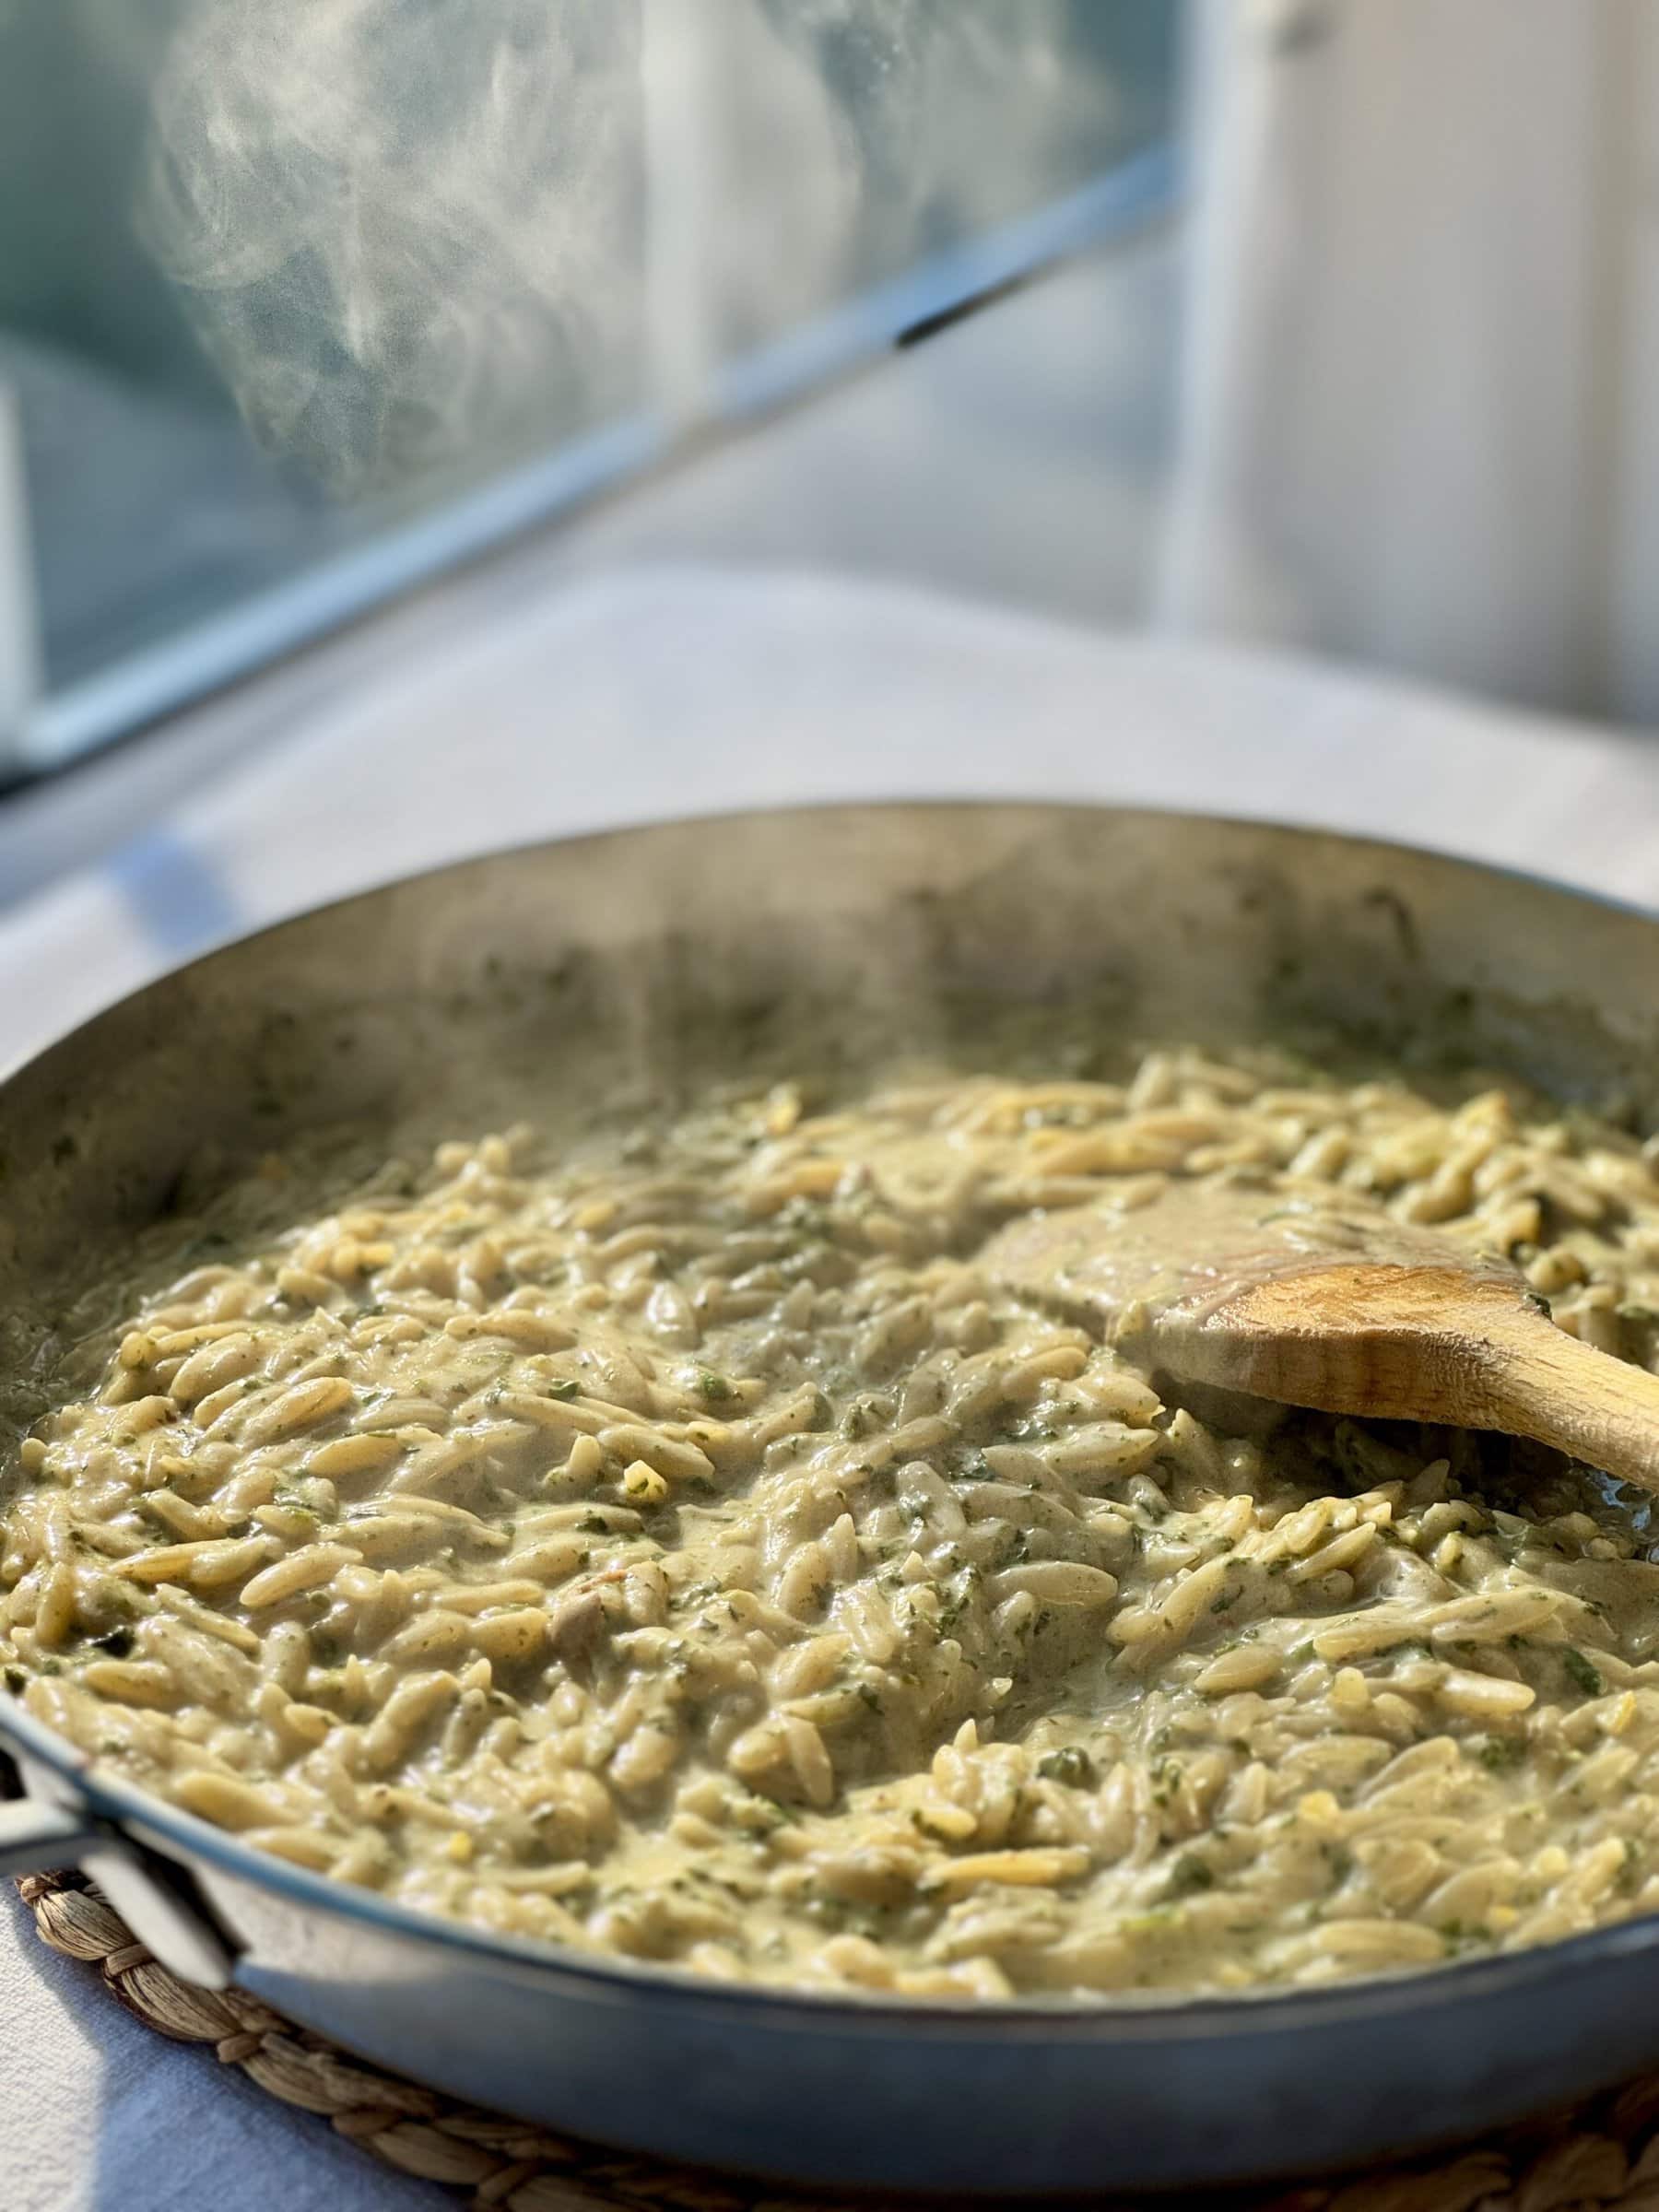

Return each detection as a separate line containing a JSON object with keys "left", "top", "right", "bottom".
{"left": 8, "top": 1041, "right": 1659, "bottom": 2000}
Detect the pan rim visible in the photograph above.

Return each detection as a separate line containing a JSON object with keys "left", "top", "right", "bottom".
{"left": 5, "top": 790, "right": 1653, "bottom": 1093}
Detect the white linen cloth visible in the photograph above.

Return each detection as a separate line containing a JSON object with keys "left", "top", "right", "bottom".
{"left": 4, "top": 567, "right": 1659, "bottom": 2211}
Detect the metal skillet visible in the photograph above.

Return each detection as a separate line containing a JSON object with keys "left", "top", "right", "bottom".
{"left": 5, "top": 801, "right": 1659, "bottom": 2197}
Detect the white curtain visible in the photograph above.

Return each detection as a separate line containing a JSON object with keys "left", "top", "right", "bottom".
{"left": 1159, "top": 0, "right": 1659, "bottom": 724}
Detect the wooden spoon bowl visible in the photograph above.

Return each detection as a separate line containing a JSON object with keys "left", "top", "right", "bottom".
{"left": 984, "top": 1178, "right": 1659, "bottom": 1492}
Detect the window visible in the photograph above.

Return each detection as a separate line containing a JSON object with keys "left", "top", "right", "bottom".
{"left": 0, "top": 1, "right": 1179, "bottom": 780}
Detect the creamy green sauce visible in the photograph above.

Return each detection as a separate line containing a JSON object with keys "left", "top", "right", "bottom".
{"left": 6, "top": 1045, "right": 1659, "bottom": 2001}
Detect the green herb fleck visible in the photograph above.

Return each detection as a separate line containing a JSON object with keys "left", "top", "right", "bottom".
{"left": 1165, "top": 1853, "right": 1215, "bottom": 1899}
{"left": 1036, "top": 1747, "right": 1097, "bottom": 1789}
{"left": 1563, "top": 1648, "right": 1605, "bottom": 1697}
{"left": 1475, "top": 1734, "right": 1526, "bottom": 1772}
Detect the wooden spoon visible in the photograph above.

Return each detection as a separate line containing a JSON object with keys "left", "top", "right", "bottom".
{"left": 983, "top": 1178, "right": 1659, "bottom": 1492}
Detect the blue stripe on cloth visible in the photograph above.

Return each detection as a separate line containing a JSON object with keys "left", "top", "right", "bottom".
{"left": 107, "top": 828, "right": 242, "bottom": 957}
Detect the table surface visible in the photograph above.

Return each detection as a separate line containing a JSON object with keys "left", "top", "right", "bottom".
{"left": 5, "top": 567, "right": 1659, "bottom": 2211}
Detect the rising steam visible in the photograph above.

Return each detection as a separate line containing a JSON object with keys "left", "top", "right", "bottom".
{"left": 142, "top": 0, "right": 1131, "bottom": 493}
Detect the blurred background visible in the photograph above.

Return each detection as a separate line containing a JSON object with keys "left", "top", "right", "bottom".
{"left": 13, "top": 11, "right": 1659, "bottom": 2202}
{"left": 1, "top": 0, "right": 1655, "bottom": 930}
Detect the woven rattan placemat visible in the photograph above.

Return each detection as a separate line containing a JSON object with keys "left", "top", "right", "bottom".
{"left": 18, "top": 1869, "right": 1659, "bottom": 2212}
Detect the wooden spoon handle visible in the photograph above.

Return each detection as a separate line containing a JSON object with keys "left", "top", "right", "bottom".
{"left": 1471, "top": 1309, "right": 1659, "bottom": 1494}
